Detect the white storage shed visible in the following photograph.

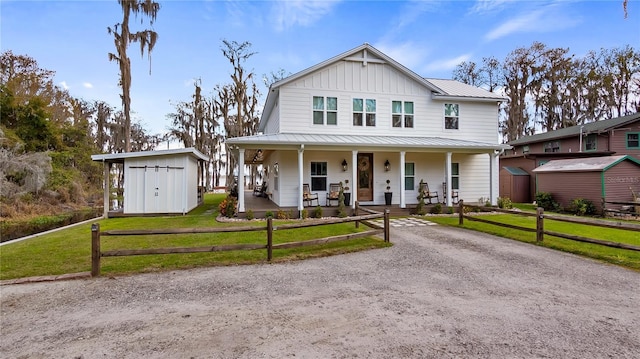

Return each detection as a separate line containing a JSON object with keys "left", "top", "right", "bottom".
{"left": 92, "top": 148, "right": 209, "bottom": 217}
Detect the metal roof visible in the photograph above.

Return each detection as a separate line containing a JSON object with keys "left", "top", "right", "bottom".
{"left": 502, "top": 166, "right": 530, "bottom": 176}
{"left": 532, "top": 155, "right": 640, "bottom": 173}
{"left": 91, "top": 147, "right": 209, "bottom": 162}
{"left": 425, "top": 78, "right": 506, "bottom": 101}
{"left": 226, "top": 133, "right": 509, "bottom": 152}
{"left": 509, "top": 112, "right": 640, "bottom": 146}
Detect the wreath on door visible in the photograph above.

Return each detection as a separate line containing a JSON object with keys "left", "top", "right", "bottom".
{"left": 358, "top": 157, "right": 370, "bottom": 171}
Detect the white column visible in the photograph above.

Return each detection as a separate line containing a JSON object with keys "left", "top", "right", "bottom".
{"left": 103, "top": 161, "right": 110, "bottom": 218}
{"left": 490, "top": 151, "right": 499, "bottom": 206}
{"left": 445, "top": 152, "right": 452, "bottom": 207}
{"left": 399, "top": 151, "right": 406, "bottom": 208}
{"left": 298, "top": 146, "right": 304, "bottom": 214}
{"left": 238, "top": 148, "right": 245, "bottom": 213}
{"left": 351, "top": 150, "right": 357, "bottom": 209}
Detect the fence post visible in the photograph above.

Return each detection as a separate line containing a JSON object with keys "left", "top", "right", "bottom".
{"left": 384, "top": 208, "right": 390, "bottom": 243}
{"left": 458, "top": 200, "right": 464, "bottom": 225}
{"left": 536, "top": 207, "right": 544, "bottom": 244}
{"left": 267, "top": 217, "right": 273, "bottom": 261}
{"left": 91, "top": 223, "right": 100, "bottom": 277}
{"left": 354, "top": 201, "right": 360, "bottom": 228}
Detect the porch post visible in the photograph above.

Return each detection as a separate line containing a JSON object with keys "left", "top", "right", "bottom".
{"left": 445, "top": 152, "right": 452, "bottom": 207}
{"left": 490, "top": 151, "right": 499, "bottom": 206}
{"left": 102, "top": 161, "right": 110, "bottom": 218}
{"left": 399, "top": 151, "right": 406, "bottom": 208}
{"left": 351, "top": 150, "right": 357, "bottom": 209}
{"left": 238, "top": 148, "right": 245, "bottom": 213}
{"left": 298, "top": 146, "right": 304, "bottom": 214}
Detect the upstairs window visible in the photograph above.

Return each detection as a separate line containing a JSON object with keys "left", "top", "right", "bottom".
{"left": 353, "top": 98, "right": 376, "bottom": 126}
{"left": 523, "top": 145, "right": 530, "bottom": 154}
{"left": 444, "top": 103, "right": 459, "bottom": 129}
{"left": 585, "top": 134, "right": 597, "bottom": 151}
{"left": 313, "top": 96, "right": 337, "bottom": 125}
{"left": 310, "top": 162, "right": 327, "bottom": 191}
{"left": 392, "top": 101, "right": 414, "bottom": 128}
{"left": 627, "top": 133, "right": 640, "bottom": 149}
{"left": 544, "top": 141, "right": 560, "bottom": 153}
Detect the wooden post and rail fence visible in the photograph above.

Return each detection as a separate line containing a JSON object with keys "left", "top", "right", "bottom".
{"left": 457, "top": 199, "right": 640, "bottom": 251}
{"left": 91, "top": 202, "right": 390, "bottom": 277}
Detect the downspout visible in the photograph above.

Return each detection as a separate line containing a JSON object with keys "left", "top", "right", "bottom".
{"left": 579, "top": 125, "right": 584, "bottom": 152}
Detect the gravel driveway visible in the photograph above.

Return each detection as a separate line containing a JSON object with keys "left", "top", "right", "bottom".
{"left": 1, "top": 223, "right": 639, "bottom": 358}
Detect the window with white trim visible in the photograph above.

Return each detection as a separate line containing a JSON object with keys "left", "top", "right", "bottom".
{"left": 444, "top": 103, "right": 459, "bottom": 129}
{"left": 392, "top": 101, "right": 414, "bottom": 128}
{"left": 313, "top": 96, "right": 337, "bottom": 125}
{"left": 310, "top": 162, "right": 327, "bottom": 191}
{"left": 353, "top": 98, "right": 376, "bottom": 126}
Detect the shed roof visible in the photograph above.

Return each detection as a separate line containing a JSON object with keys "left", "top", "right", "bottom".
{"left": 509, "top": 112, "right": 640, "bottom": 146}
{"left": 532, "top": 155, "right": 640, "bottom": 173}
{"left": 91, "top": 147, "right": 209, "bottom": 163}
{"left": 502, "top": 166, "right": 529, "bottom": 176}
{"left": 226, "top": 133, "right": 510, "bottom": 152}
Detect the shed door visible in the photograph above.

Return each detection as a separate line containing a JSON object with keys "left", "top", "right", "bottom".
{"left": 357, "top": 153, "right": 373, "bottom": 201}
{"left": 144, "top": 166, "right": 183, "bottom": 213}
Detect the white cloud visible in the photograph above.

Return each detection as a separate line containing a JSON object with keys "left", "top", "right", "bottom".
{"left": 484, "top": 3, "right": 581, "bottom": 41}
{"left": 470, "top": 0, "right": 516, "bottom": 14}
{"left": 423, "top": 54, "right": 472, "bottom": 74}
{"left": 83, "top": 82, "right": 93, "bottom": 89}
{"left": 271, "top": 0, "right": 341, "bottom": 32}
{"left": 59, "top": 81, "right": 69, "bottom": 90}
{"left": 374, "top": 41, "right": 431, "bottom": 71}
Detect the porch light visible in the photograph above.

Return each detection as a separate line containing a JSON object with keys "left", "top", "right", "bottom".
{"left": 342, "top": 159, "right": 348, "bottom": 172}
{"left": 384, "top": 159, "right": 390, "bottom": 172}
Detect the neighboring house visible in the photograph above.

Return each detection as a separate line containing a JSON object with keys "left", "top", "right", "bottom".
{"left": 501, "top": 112, "right": 640, "bottom": 202}
{"left": 91, "top": 148, "right": 209, "bottom": 217}
{"left": 532, "top": 155, "right": 640, "bottom": 213}
{"left": 226, "top": 43, "right": 508, "bottom": 214}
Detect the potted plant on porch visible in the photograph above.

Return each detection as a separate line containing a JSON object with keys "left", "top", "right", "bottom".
{"left": 384, "top": 179, "right": 392, "bottom": 206}
{"left": 342, "top": 180, "right": 351, "bottom": 206}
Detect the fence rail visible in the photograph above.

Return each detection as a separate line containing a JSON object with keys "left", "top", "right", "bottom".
{"left": 457, "top": 200, "right": 640, "bottom": 252}
{"left": 91, "top": 205, "right": 389, "bottom": 277}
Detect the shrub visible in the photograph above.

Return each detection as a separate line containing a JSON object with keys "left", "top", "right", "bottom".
{"left": 415, "top": 184, "right": 426, "bottom": 215}
{"left": 430, "top": 203, "right": 442, "bottom": 214}
{"left": 276, "top": 209, "right": 289, "bottom": 220}
{"left": 497, "top": 197, "right": 513, "bottom": 209}
{"left": 301, "top": 208, "right": 309, "bottom": 219}
{"left": 313, "top": 205, "right": 323, "bottom": 219}
{"left": 218, "top": 196, "right": 237, "bottom": 217}
{"left": 265, "top": 210, "right": 274, "bottom": 219}
{"left": 535, "top": 192, "right": 559, "bottom": 211}
{"left": 245, "top": 209, "right": 254, "bottom": 220}
{"left": 568, "top": 198, "right": 596, "bottom": 216}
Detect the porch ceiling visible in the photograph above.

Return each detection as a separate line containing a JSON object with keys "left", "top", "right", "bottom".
{"left": 228, "top": 133, "right": 510, "bottom": 154}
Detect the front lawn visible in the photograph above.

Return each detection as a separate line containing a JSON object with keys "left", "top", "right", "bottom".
{"left": 0, "top": 193, "right": 390, "bottom": 280}
{"left": 426, "top": 213, "right": 640, "bottom": 271}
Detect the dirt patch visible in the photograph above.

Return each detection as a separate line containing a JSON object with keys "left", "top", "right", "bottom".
{"left": 1, "top": 225, "right": 639, "bottom": 358}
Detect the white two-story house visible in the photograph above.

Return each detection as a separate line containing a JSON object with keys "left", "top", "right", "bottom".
{"left": 227, "top": 43, "right": 508, "bottom": 214}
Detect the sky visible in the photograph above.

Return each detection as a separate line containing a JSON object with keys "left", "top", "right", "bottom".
{"left": 2, "top": 0, "right": 639, "bottom": 140}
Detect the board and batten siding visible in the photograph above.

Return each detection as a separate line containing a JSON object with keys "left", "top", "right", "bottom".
{"left": 609, "top": 119, "right": 640, "bottom": 161}
{"left": 536, "top": 171, "right": 603, "bottom": 212}
{"left": 603, "top": 160, "right": 640, "bottom": 205}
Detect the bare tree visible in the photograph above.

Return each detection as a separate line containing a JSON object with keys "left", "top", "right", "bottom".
{"left": 108, "top": 0, "right": 160, "bottom": 152}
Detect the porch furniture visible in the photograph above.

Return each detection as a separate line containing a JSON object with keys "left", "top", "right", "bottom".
{"left": 253, "top": 183, "right": 268, "bottom": 198}
{"left": 303, "top": 183, "right": 319, "bottom": 207}
{"left": 419, "top": 181, "right": 439, "bottom": 204}
{"left": 442, "top": 182, "right": 459, "bottom": 204}
{"left": 326, "top": 183, "right": 341, "bottom": 206}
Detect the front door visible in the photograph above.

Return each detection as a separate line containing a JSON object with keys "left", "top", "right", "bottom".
{"left": 357, "top": 153, "right": 373, "bottom": 201}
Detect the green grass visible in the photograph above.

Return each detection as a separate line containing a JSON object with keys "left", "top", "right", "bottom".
{"left": 426, "top": 214, "right": 640, "bottom": 271}
{"left": 0, "top": 194, "right": 390, "bottom": 280}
